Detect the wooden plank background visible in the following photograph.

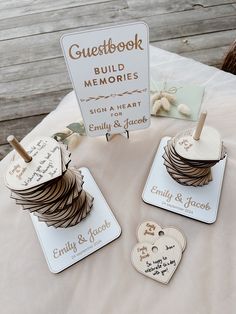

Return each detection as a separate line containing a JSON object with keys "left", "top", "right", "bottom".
{"left": 1, "top": 0, "right": 236, "bottom": 159}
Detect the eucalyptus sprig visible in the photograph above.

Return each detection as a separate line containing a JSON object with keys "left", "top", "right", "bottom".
{"left": 52, "top": 121, "right": 86, "bottom": 144}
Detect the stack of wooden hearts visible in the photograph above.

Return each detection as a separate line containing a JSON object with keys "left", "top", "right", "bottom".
{"left": 163, "top": 111, "right": 226, "bottom": 186}
{"left": 131, "top": 221, "right": 186, "bottom": 284}
{"left": 5, "top": 136, "right": 93, "bottom": 228}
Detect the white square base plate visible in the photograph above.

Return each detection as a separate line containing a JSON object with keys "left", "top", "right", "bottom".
{"left": 142, "top": 137, "right": 227, "bottom": 224}
{"left": 31, "top": 167, "right": 121, "bottom": 273}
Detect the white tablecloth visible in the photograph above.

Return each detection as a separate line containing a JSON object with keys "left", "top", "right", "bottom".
{"left": 1, "top": 46, "right": 236, "bottom": 314}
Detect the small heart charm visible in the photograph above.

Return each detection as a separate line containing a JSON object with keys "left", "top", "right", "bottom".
{"left": 131, "top": 236, "right": 182, "bottom": 284}
{"left": 137, "top": 221, "right": 186, "bottom": 252}
{"left": 174, "top": 126, "right": 222, "bottom": 161}
{"left": 5, "top": 137, "right": 62, "bottom": 190}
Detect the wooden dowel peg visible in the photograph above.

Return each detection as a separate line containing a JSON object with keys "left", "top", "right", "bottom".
{"left": 7, "top": 135, "right": 32, "bottom": 163}
{"left": 193, "top": 111, "right": 207, "bottom": 141}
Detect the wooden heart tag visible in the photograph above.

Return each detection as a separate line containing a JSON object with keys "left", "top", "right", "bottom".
{"left": 137, "top": 221, "right": 186, "bottom": 252}
{"left": 173, "top": 112, "right": 222, "bottom": 161}
{"left": 174, "top": 126, "right": 222, "bottom": 161}
{"left": 5, "top": 137, "right": 62, "bottom": 191}
{"left": 131, "top": 236, "right": 182, "bottom": 284}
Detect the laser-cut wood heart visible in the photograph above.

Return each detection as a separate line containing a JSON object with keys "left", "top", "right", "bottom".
{"left": 174, "top": 126, "right": 222, "bottom": 161}
{"left": 5, "top": 137, "right": 62, "bottom": 191}
{"left": 131, "top": 236, "right": 182, "bottom": 284}
{"left": 137, "top": 221, "right": 186, "bottom": 251}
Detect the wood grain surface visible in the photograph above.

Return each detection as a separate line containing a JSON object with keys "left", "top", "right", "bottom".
{"left": 1, "top": 0, "right": 236, "bottom": 159}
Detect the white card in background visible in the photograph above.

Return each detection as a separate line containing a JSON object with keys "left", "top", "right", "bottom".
{"left": 150, "top": 80, "right": 204, "bottom": 121}
{"left": 31, "top": 167, "right": 121, "bottom": 273}
{"left": 142, "top": 137, "right": 227, "bottom": 224}
{"left": 61, "top": 22, "right": 150, "bottom": 137}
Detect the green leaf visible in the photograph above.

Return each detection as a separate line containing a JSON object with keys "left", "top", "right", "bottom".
{"left": 66, "top": 122, "right": 86, "bottom": 135}
{"left": 62, "top": 138, "right": 69, "bottom": 145}
{"left": 52, "top": 132, "right": 69, "bottom": 141}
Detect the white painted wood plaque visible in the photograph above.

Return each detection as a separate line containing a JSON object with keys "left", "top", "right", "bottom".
{"left": 61, "top": 22, "right": 150, "bottom": 136}
{"left": 142, "top": 137, "right": 227, "bottom": 224}
{"left": 31, "top": 167, "right": 121, "bottom": 273}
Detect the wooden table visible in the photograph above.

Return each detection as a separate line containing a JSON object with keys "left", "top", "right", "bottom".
{"left": 1, "top": 0, "right": 236, "bottom": 159}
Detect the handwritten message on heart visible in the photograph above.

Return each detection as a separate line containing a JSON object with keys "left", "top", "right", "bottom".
{"left": 131, "top": 236, "right": 182, "bottom": 284}
{"left": 174, "top": 126, "right": 222, "bottom": 161}
{"left": 5, "top": 137, "right": 62, "bottom": 190}
{"left": 137, "top": 221, "right": 186, "bottom": 252}
{"left": 132, "top": 221, "right": 186, "bottom": 284}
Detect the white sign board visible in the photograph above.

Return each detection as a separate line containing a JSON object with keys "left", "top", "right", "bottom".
{"left": 61, "top": 22, "right": 150, "bottom": 137}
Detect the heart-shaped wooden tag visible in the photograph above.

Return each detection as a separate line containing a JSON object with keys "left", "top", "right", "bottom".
{"left": 5, "top": 137, "right": 62, "bottom": 191}
{"left": 174, "top": 126, "right": 222, "bottom": 161}
{"left": 137, "top": 221, "right": 186, "bottom": 251}
{"left": 131, "top": 236, "right": 182, "bottom": 284}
